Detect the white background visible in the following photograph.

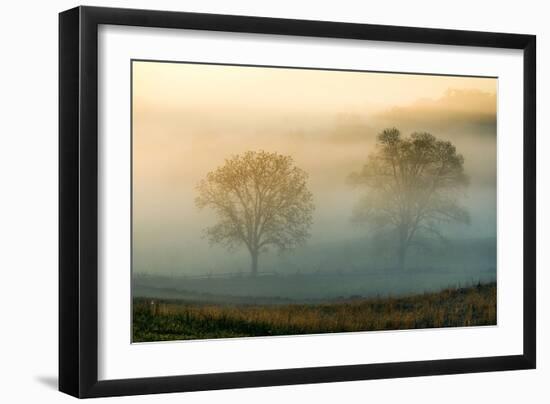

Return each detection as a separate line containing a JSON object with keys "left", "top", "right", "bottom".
{"left": 98, "top": 25, "right": 524, "bottom": 380}
{"left": 0, "top": 0, "right": 547, "bottom": 403}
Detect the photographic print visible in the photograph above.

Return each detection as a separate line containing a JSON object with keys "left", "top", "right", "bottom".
{"left": 131, "top": 60, "right": 497, "bottom": 343}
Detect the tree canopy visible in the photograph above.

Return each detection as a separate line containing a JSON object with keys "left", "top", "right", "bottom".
{"left": 349, "top": 128, "right": 469, "bottom": 270}
{"left": 196, "top": 150, "right": 315, "bottom": 275}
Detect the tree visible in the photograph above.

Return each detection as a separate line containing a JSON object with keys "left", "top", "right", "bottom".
{"left": 196, "top": 150, "right": 315, "bottom": 275}
{"left": 349, "top": 128, "right": 469, "bottom": 270}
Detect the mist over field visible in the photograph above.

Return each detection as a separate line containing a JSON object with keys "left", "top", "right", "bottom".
{"left": 132, "top": 61, "right": 497, "bottom": 301}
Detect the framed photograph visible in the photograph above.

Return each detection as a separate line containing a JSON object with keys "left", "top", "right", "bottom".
{"left": 59, "top": 6, "right": 536, "bottom": 398}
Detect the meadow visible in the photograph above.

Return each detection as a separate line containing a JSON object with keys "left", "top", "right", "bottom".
{"left": 133, "top": 282, "right": 496, "bottom": 342}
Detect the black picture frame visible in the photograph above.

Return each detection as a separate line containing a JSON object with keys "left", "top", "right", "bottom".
{"left": 59, "top": 5, "right": 536, "bottom": 398}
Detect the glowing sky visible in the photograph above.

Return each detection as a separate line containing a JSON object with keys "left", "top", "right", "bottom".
{"left": 132, "top": 60, "right": 497, "bottom": 275}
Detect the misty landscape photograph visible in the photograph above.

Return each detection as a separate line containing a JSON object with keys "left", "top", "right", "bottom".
{"left": 131, "top": 60, "right": 497, "bottom": 342}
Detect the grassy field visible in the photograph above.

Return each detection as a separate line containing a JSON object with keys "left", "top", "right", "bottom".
{"left": 132, "top": 282, "right": 496, "bottom": 342}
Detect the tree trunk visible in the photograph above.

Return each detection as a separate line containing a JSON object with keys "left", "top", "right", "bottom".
{"left": 397, "top": 225, "right": 408, "bottom": 271}
{"left": 397, "top": 243, "right": 407, "bottom": 271}
{"left": 250, "top": 249, "right": 259, "bottom": 276}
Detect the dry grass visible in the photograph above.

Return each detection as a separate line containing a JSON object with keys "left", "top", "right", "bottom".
{"left": 133, "top": 282, "right": 496, "bottom": 342}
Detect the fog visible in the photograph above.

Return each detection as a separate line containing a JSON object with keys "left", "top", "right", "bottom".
{"left": 132, "top": 61, "right": 496, "bottom": 300}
